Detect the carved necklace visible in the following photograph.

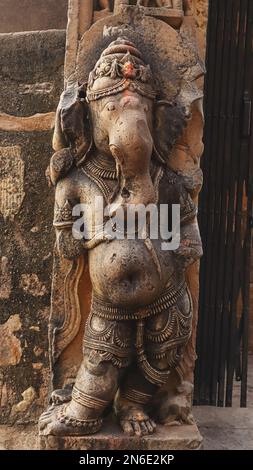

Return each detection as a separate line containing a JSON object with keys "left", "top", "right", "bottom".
{"left": 81, "top": 154, "right": 117, "bottom": 202}
{"left": 83, "top": 154, "right": 117, "bottom": 181}
{"left": 81, "top": 154, "right": 164, "bottom": 205}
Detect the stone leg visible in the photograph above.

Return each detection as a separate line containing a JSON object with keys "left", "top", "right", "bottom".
{"left": 39, "top": 353, "right": 121, "bottom": 436}
{"left": 115, "top": 364, "right": 158, "bottom": 436}
{"left": 116, "top": 289, "right": 193, "bottom": 434}
{"left": 39, "top": 313, "right": 133, "bottom": 436}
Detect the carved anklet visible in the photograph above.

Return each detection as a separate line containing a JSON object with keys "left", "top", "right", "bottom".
{"left": 57, "top": 405, "right": 103, "bottom": 433}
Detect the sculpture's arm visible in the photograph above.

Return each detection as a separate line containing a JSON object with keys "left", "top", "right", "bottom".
{"left": 53, "top": 179, "right": 85, "bottom": 260}
{"left": 174, "top": 218, "right": 203, "bottom": 268}
{"left": 173, "top": 188, "right": 203, "bottom": 268}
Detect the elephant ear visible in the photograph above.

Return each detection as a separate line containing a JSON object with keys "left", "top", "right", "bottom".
{"left": 48, "top": 82, "right": 92, "bottom": 186}
{"left": 153, "top": 100, "right": 188, "bottom": 166}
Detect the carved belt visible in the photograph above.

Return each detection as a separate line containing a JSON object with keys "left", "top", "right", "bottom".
{"left": 84, "top": 282, "right": 192, "bottom": 382}
{"left": 92, "top": 279, "right": 186, "bottom": 321}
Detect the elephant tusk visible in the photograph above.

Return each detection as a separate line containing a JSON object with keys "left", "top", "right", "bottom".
{"left": 109, "top": 144, "right": 125, "bottom": 166}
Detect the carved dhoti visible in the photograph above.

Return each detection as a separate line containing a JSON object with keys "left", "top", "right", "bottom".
{"left": 83, "top": 281, "right": 193, "bottom": 388}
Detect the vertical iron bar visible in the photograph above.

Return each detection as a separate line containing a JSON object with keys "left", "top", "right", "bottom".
{"left": 195, "top": 0, "right": 251, "bottom": 407}
{"left": 217, "top": 0, "right": 242, "bottom": 406}
{"left": 225, "top": 0, "right": 248, "bottom": 407}
{"left": 199, "top": 0, "right": 226, "bottom": 404}
{"left": 195, "top": 0, "right": 220, "bottom": 404}
{"left": 240, "top": 0, "right": 253, "bottom": 407}
{"left": 210, "top": 0, "right": 234, "bottom": 405}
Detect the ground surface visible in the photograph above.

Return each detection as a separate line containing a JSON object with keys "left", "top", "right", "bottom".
{"left": 194, "top": 354, "right": 253, "bottom": 450}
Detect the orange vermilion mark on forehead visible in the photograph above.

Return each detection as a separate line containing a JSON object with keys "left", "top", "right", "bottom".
{"left": 122, "top": 62, "right": 136, "bottom": 79}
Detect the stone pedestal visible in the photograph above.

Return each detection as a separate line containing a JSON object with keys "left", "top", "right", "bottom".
{"left": 39, "top": 417, "right": 203, "bottom": 450}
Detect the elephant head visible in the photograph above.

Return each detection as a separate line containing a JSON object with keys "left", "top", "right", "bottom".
{"left": 49, "top": 38, "right": 187, "bottom": 210}
{"left": 86, "top": 38, "right": 158, "bottom": 212}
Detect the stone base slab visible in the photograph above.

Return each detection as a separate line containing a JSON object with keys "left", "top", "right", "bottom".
{"left": 39, "top": 418, "right": 203, "bottom": 450}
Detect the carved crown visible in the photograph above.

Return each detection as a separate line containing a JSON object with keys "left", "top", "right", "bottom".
{"left": 86, "top": 38, "right": 156, "bottom": 102}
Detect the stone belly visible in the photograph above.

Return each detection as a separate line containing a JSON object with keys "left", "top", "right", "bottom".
{"left": 88, "top": 238, "right": 175, "bottom": 308}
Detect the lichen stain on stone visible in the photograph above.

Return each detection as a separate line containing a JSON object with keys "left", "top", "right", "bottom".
{"left": 0, "top": 146, "right": 25, "bottom": 221}
{"left": 29, "top": 326, "right": 40, "bottom": 332}
{"left": 33, "top": 346, "right": 43, "bottom": 357}
{"left": 20, "top": 273, "right": 47, "bottom": 297}
{"left": 0, "top": 382, "right": 9, "bottom": 408}
{"left": 10, "top": 387, "right": 36, "bottom": 416}
{"left": 0, "top": 315, "right": 22, "bottom": 367}
{"left": 32, "top": 363, "right": 43, "bottom": 370}
{"left": 18, "top": 82, "right": 54, "bottom": 95}
{"left": 38, "top": 307, "right": 50, "bottom": 321}
{"left": 0, "top": 256, "right": 12, "bottom": 300}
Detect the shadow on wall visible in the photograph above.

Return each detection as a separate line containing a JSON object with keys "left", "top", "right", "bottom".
{"left": 0, "top": 0, "right": 68, "bottom": 33}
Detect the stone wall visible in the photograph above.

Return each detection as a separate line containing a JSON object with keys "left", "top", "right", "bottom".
{"left": 0, "top": 30, "right": 65, "bottom": 424}
{"left": 0, "top": 0, "right": 68, "bottom": 33}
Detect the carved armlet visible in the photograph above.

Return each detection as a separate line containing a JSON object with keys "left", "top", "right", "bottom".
{"left": 180, "top": 192, "right": 198, "bottom": 226}
{"left": 53, "top": 200, "right": 75, "bottom": 229}
{"left": 53, "top": 200, "right": 85, "bottom": 259}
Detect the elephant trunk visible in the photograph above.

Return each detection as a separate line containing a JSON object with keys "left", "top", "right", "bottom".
{"left": 108, "top": 114, "right": 156, "bottom": 215}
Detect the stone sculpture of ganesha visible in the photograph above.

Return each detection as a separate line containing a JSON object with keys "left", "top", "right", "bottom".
{"left": 39, "top": 37, "right": 202, "bottom": 437}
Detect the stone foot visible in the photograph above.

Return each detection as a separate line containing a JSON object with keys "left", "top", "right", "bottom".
{"left": 38, "top": 404, "right": 103, "bottom": 436}
{"left": 118, "top": 405, "right": 156, "bottom": 436}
